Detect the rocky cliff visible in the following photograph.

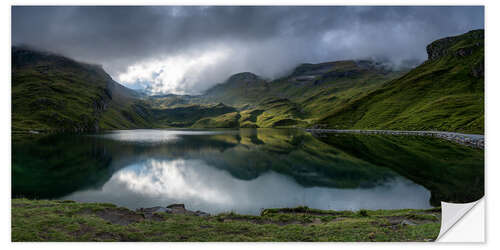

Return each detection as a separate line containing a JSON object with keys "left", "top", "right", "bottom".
{"left": 426, "top": 29, "right": 484, "bottom": 61}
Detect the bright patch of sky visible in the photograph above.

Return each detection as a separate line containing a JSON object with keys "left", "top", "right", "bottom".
{"left": 118, "top": 47, "right": 231, "bottom": 95}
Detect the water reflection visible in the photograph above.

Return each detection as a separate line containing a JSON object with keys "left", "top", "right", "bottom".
{"left": 63, "top": 158, "right": 431, "bottom": 215}
{"left": 12, "top": 129, "right": 484, "bottom": 214}
{"left": 96, "top": 129, "right": 234, "bottom": 145}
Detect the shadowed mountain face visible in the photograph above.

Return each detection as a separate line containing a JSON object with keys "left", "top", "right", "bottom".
{"left": 12, "top": 129, "right": 483, "bottom": 212}
{"left": 11, "top": 30, "right": 484, "bottom": 134}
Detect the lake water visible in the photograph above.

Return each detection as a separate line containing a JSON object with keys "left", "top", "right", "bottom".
{"left": 12, "top": 129, "right": 484, "bottom": 215}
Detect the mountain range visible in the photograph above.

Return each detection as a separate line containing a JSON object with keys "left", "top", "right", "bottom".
{"left": 12, "top": 29, "right": 484, "bottom": 134}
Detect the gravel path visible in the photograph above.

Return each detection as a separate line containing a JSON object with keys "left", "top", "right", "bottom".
{"left": 305, "top": 129, "right": 484, "bottom": 149}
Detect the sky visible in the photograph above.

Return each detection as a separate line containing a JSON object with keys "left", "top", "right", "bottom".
{"left": 12, "top": 6, "right": 484, "bottom": 95}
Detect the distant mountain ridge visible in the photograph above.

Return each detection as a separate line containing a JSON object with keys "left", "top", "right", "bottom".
{"left": 11, "top": 29, "right": 484, "bottom": 134}
{"left": 144, "top": 58, "right": 404, "bottom": 128}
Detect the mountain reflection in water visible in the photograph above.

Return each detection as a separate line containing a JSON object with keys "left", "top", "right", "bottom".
{"left": 12, "top": 129, "right": 483, "bottom": 214}
{"left": 62, "top": 158, "right": 430, "bottom": 214}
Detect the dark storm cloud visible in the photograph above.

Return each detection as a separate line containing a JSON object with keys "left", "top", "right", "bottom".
{"left": 12, "top": 6, "right": 484, "bottom": 94}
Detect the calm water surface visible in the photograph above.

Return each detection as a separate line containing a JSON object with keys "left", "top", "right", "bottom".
{"left": 12, "top": 129, "right": 484, "bottom": 215}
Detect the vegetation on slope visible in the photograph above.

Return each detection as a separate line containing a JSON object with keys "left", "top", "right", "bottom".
{"left": 12, "top": 46, "right": 152, "bottom": 132}
{"left": 150, "top": 103, "right": 237, "bottom": 127}
{"left": 148, "top": 30, "right": 483, "bottom": 132}
{"left": 201, "top": 72, "right": 270, "bottom": 106}
{"left": 319, "top": 29, "right": 484, "bottom": 134}
{"left": 179, "top": 60, "right": 405, "bottom": 128}
{"left": 12, "top": 30, "right": 484, "bottom": 133}
{"left": 12, "top": 199, "right": 440, "bottom": 242}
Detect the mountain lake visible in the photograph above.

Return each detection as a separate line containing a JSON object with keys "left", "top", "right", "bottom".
{"left": 12, "top": 129, "right": 484, "bottom": 215}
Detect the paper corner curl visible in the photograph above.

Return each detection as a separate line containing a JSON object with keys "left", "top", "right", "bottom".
{"left": 436, "top": 198, "right": 484, "bottom": 242}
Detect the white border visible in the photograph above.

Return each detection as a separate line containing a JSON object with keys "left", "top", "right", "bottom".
{"left": 2, "top": 0, "right": 496, "bottom": 249}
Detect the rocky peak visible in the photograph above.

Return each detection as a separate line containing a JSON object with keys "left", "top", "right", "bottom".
{"left": 291, "top": 60, "right": 389, "bottom": 77}
{"left": 426, "top": 29, "right": 484, "bottom": 61}
{"left": 291, "top": 62, "right": 338, "bottom": 77}
{"left": 226, "top": 72, "right": 260, "bottom": 83}
{"left": 214, "top": 102, "right": 227, "bottom": 108}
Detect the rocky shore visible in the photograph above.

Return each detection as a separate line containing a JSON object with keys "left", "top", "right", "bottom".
{"left": 306, "top": 129, "right": 484, "bottom": 149}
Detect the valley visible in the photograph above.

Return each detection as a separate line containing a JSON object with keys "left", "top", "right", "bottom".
{"left": 11, "top": 29, "right": 484, "bottom": 135}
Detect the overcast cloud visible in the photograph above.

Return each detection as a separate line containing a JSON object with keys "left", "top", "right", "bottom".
{"left": 12, "top": 6, "right": 484, "bottom": 95}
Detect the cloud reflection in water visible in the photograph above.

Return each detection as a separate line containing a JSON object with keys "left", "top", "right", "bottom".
{"left": 63, "top": 158, "right": 431, "bottom": 215}
{"left": 93, "top": 129, "right": 236, "bottom": 145}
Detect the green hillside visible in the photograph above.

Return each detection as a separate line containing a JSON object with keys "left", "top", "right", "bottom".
{"left": 12, "top": 47, "right": 152, "bottom": 132}
{"left": 201, "top": 72, "right": 270, "bottom": 106}
{"left": 319, "top": 29, "right": 484, "bottom": 134}
{"left": 188, "top": 60, "right": 405, "bottom": 128}
{"left": 12, "top": 30, "right": 484, "bottom": 133}
{"left": 150, "top": 102, "right": 237, "bottom": 127}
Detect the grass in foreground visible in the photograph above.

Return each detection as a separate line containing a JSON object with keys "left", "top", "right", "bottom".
{"left": 12, "top": 199, "right": 440, "bottom": 242}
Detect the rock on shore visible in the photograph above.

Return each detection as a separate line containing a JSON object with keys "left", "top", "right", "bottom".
{"left": 136, "top": 203, "right": 210, "bottom": 219}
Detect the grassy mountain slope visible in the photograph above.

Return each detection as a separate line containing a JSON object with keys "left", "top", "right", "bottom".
{"left": 319, "top": 30, "right": 484, "bottom": 134}
{"left": 12, "top": 30, "right": 484, "bottom": 132}
{"left": 151, "top": 103, "right": 237, "bottom": 127}
{"left": 12, "top": 47, "right": 152, "bottom": 132}
{"left": 187, "top": 30, "right": 483, "bottom": 132}
{"left": 201, "top": 72, "right": 270, "bottom": 107}
{"left": 189, "top": 60, "right": 405, "bottom": 128}
{"left": 191, "top": 98, "right": 307, "bottom": 128}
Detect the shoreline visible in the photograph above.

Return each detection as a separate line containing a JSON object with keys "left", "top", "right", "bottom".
{"left": 306, "top": 129, "right": 484, "bottom": 149}
{"left": 13, "top": 128, "right": 485, "bottom": 149}
{"left": 12, "top": 198, "right": 441, "bottom": 242}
